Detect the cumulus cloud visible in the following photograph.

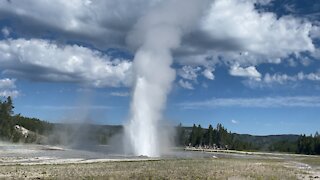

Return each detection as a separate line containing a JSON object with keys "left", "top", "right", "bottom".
{"left": 178, "top": 66, "right": 201, "bottom": 81}
{"left": 180, "top": 0, "right": 315, "bottom": 68}
{"left": 179, "top": 96, "right": 320, "bottom": 109}
{"left": 244, "top": 71, "right": 320, "bottom": 88}
{"left": 0, "top": 78, "right": 19, "bottom": 98}
{"left": 263, "top": 73, "right": 295, "bottom": 84}
{"left": 0, "top": 0, "right": 318, "bottom": 89}
{"left": 202, "top": 68, "right": 215, "bottom": 80}
{"left": 0, "top": 0, "right": 160, "bottom": 48}
{"left": 178, "top": 79, "right": 194, "bottom": 90}
{"left": 0, "top": 38, "right": 132, "bottom": 88}
{"left": 310, "top": 26, "right": 320, "bottom": 39}
{"left": 205, "top": 0, "right": 314, "bottom": 55}
{"left": 229, "top": 64, "right": 261, "bottom": 81}
{"left": 267, "top": 72, "right": 320, "bottom": 83}
{"left": 1, "top": 0, "right": 315, "bottom": 60}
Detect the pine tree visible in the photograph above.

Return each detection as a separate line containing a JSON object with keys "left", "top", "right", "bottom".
{"left": 315, "top": 132, "right": 320, "bottom": 154}
{"left": 176, "top": 123, "right": 186, "bottom": 146}
{"left": 6, "top": 96, "right": 14, "bottom": 115}
{"left": 196, "top": 124, "right": 203, "bottom": 146}
{"left": 207, "top": 124, "right": 214, "bottom": 147}
{"left": 0, "top": 97, "right": 14, "bottom": 140}
{"left": 189, "top": 124, "right": 197, "bottom": 146}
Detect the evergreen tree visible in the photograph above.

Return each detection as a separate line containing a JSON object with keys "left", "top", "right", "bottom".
{"left": 6, "top": 96, "right": 14, "bottom": 115}
{"left": 176, "top": 123, "right": 186, "bottom": 146}
{"left": 297, "top": 133, "right": 320, "bottom": 155}
{"left": 0, "top": 97, "right": 14, "bottom": 140}
{"left": 207, "top": 124, "right": 214, "bottom": 146}
{"left": 196, "top": 124, "right": 203, "bottom": 146}
{"left": 315, "top": 132, "right": 320, "bottom": 154}
{"left": 189, "top": 124, "right": 198, "bottom": 146}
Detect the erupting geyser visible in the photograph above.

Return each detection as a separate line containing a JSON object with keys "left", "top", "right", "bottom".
{"left": 125, "top": 0, "right": 209, "bottom": 157}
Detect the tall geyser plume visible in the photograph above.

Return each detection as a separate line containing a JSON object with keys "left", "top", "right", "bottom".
{"left": 125, "top": 0, "right": 209, "bottom": 157}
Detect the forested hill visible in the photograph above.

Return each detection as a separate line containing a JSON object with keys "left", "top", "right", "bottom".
{"left": 232, "top": 134, "right": 300, "bottom": 152}
{"left": 0, "top": 96, "right": 319, "bottom": 155}
{"left": 176, "top": 124, "right": 319, "bottom": 155}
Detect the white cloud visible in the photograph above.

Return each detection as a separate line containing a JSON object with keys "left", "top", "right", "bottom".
{"left": 177, "top": 0, "right": 316, "bottom": 70}
{"left": 1, "top": 27, "right": 10, "bottom": 37}
{"left": 0, "top": 78, "right": 19, "bottom": 98}
{"left": 178, "top": 66, "right": 201, "bottom": 81}
{"left": 263, "top": 72, "right": 320, "bottom": 84}
{"left": 244, "top": 71, "right": 320, "bottom": 88}
{"left": 229, "top": 64, "right": 261, "bottom": 81}
{"left": 0, "top": 78, "right": 16, "bottom": 89}
{"left": 0, "top": 38, "right": 132, "bottom": 88}
{"left": 0, "top": 0, "right": 159, "bottom": 48}
{"left": 201, "top": 0, "right": 314, "bottom": 58}
{"left": 231, "top": 119, "right": 238, "bottom": 124}
{"left": 0, "top": 90, "right": 19, "bottom": 98}
{"left": 179, "top": 96, "right": 320, "bottom": 109}
{"left": 0, "top": 0, "right": 318, "bottom": 90}
{"left": 202, "top": 68, "right": 215, "bottom": 80}
{"left": 0, "top": 0, "right": 315, "bottom": 64}
{"left": 110, "top": 92, "right": 130, "bottom": 97}
{"left": 311, "top": 48, "right": 320, "bottom": 59}
{"left": 310, "top": 25, "right": 320, "bottom": 39}
{"left": 299, "top": 72, "right": 320, "bottom": 81}
{"left": 264, "top": 73, "right": 295, "bottom": 84}
{"left": 255, "top": 0, "right": 274, "bottom": 5}
{"left": 178, "top": 79, "right": 194, "bottom": 90}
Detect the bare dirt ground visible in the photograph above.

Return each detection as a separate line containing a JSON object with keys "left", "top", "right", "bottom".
{"left": 0, "top": 144, "right": 319, "bottom": 179}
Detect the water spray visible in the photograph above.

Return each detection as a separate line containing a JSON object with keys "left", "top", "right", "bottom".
{"left": 125, "top": 0, "right": 209, "bottom": 157}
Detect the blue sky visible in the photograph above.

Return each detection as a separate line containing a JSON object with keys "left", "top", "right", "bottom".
{"left": 0, "top": 0, "right": 319, "bottom": 135}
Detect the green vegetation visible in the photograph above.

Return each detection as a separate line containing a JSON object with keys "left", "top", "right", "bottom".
{"left": 177, "top": 123, "right": 320, "bottom": 155}
{"left": 0, "top": 96, "right": 53, "bottom": 143}
{"left": 0, "top": 96, "right": 15, "bottom": 140}
{"left": 297, "top": 133, "right": 320, "bottom": 155}
{"left": 177, "top": 123, "right": 255, "bottom": 150}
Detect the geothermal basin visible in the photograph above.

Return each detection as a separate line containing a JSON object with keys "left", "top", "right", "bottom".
{"left": 0, "top": 143, "right": 294, "bottom": 165}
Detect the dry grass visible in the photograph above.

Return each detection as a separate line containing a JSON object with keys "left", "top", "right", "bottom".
{"left": 0, "top": 158, "right": 303, "bottom": 179}
{"left": 298, "top": 156, "right": 320, "bottom": 167}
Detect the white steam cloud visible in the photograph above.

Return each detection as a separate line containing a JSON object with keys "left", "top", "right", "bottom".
{"left": 124, "top": 0, "right": 209, "bottom": 157}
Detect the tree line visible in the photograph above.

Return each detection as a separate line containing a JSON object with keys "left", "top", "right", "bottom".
{"left": 176, "top": 123, "right": 320, "bottom": 155}
{"left": 297, "top": 133, "right": 320, "bottom": 155}
{"left": 176, "top": 123, "right": 254, "bottom": 150}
